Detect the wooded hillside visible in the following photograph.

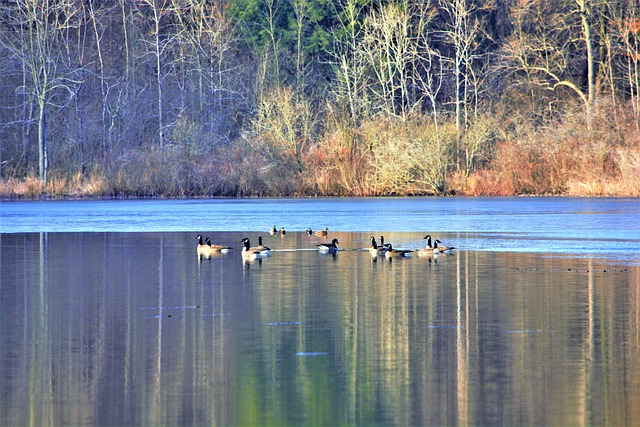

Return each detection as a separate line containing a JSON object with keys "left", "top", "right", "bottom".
{"left": 1, "top": 0, "right": 638, "bottom": 197}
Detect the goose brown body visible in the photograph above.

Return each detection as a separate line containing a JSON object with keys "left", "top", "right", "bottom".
{"left": 197, "top": 234, "right": 232, "bottom": 257}
{"left": 384, "top": 243, "right": 413, "bottom": 258}
{"left": 434, "top": 239, "right": 455, "bottom": 253}
{"left": 416, "top": 235, "right": 439, "bottom": 256}
{"left": 256, "top": 236, "right": 271, "bottom": 255}
{"left": 241, "top": 238, "right": 262, "bottom": 259}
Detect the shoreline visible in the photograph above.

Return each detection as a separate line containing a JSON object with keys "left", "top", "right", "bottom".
{"left": 3, "top": 188, "right": 639, "bottom": 201}
{"left": 3, "top": 193, "right": 638, "bottom": 201}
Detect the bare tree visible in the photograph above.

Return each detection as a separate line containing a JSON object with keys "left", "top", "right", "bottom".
{"left": 502, "top": 0, "right": 599, "bottom": 118}
{"left": 0, "top": 0, "right": 83, "bottom": 182}
{"left": 174, "top": 0, "right": 235, "bottom": 139}
{"left": 290, "top": 0, "right": 307, "bottom": 94}
{"left": 253, "top": 85, "right": 313, "bottom": 172}
{"left": 611, "top": 0, "right": 640, "bottom": 126}
{"left": 411, "top": 5, "right": 446, "bottom": 163}
{"left": 85, "top": 0, "right": 113, "bottom": 156}
{"left": 360, "top": 0, "right": 413, "bottom": 120}
{"left": 263, "top": 0, "right": 282, "bottom": 88}
{"left": 330, "top": 0, "right": 369, "bottom": 124}
{"left": 577, "top": 0, "right": 596, "bottom": 116}
{"left": 439, "top": 0, "right": 486, "bottom": 162}
{"left": 135, "top": 0, "right": 182, "bottom": 146}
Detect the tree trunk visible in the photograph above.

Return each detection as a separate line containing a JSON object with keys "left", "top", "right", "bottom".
{"left": 154, "top": 7, "right": 164, "bottom": 146}
{"left": 89, "top": 0, "right": 109, "bottom": 156}
{"left": 578, "top": 0, "right": 595, "bottom": 118}
{"left": 38, "top": 97, "right": 48, "bottom": 183}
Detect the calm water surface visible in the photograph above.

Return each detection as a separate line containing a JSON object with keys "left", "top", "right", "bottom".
{"left": 1, "top": 231, "right": 639, "bottom": 426}
{"left": 1, "top": 198, "right": 639, "bottom": 426}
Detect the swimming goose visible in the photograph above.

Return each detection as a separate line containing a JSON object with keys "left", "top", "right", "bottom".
{"left": 241, "top": 238, "right": 262, "bottom": 259}
{"left": 315, "top": 227, "right": 329, "bottom": 237}
{"left": 269, "top": 226, "right": 277, "bottom": 235}
{"left": 279, "top": 227, "right": 286, "bottom": 236}
{"left": 197, "top": 235, "right": 212, "bottom": 258}
{"left": 317, "top": 238, "right": 339, "bottom": 253}
{"left": 243, "top": 237, "right": 268, "bottom": 254}
{"left": 416, "top": 234, "right": 439, "bottom": 256}
{"left": 256, "top": 236, "right": 271, "bottom": 255}
{"left": 205, "top": 237, "right": 232, "bottom": 253}
{"left": 369, "top": 237, "right": 388, "bottom": 257}
{"left": 306, "top": 228, "right": 313, "bottom": 236}
{"left": 384, "top": 243, "right": 413, "bottom": 258}
{"left": 434, "top": 239, "right": 455, "bottom": 253}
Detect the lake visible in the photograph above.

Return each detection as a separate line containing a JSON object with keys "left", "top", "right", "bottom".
{"left": 1, "top": 198, "right": 639, "bottom": 426}
{"left": 1, "top": 197, "right": 639, "bottom": 261}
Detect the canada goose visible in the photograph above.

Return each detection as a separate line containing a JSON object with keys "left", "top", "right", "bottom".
{"left": 369, "top": 237, "right": 388, "bottom": 257}
{"left": 256, "top": 236, "right": 271, "bottom": 255}
{"left": 384, "top": 243, "right": 413, "bottom": 258}
{"left": 269, "top": 226, "right": 277, "bottom": 235}
{"left": 244, "top": 237, "right": 269, "bottom": 254}
{"left": 315, "top": 227, "right": 329, "bottom": 237}
{"left": 317, "top": 238, "right": 339, "bottom": 253}
{"left": 416, "top": 234, "right": 439, "bottom": 256}
{"left": 279, "top": 227, "right": 286, "bottom": 236}
{"left": 197, "top": 235, "right": 229, "bottom": 257}
{"left": 306, "top": 228, "right": 313, "bottom": 236}
{"left": 197, "top": 234, "right": 212, "bottom": 258}
{"left": 241, "top": 238, "right": 262, "bottom": 259}
{"left": 205, "top": 237, "right": 232, "bottom": 254}
{"left": 434, "top": 239, "right": 455, "bottom": 253}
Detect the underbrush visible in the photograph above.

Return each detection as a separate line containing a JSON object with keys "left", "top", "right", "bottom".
{"left": 2, "top": 100, "right": 638, "bottom": 198}
{"left": 459, "top": 100, "right": 640, "bottom": 196}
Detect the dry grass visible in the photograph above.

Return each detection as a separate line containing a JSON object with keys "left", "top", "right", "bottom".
{"left": 0, "top": 173, "right": 108, "bottom": 199}
{"left": 1, "top": 175, "right": 47, "bottom": 198}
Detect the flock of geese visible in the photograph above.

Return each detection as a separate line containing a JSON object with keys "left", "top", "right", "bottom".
{"left": 197, "top": 229, "right": 455, "bottom": 261}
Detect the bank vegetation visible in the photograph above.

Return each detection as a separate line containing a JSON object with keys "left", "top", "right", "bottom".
{"left": 1, "top": 0, "right": 639, "bottom": 198}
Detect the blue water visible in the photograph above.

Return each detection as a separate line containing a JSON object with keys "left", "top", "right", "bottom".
{"left": 1, "top": 197, "right": 639, "bottom": 262}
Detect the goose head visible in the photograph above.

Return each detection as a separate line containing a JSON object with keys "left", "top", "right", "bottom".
{"left": 241, "top": 238, "right": 251, "bottom": 250}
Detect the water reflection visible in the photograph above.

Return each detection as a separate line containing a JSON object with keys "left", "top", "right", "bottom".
{"left": 1, "top": 232, "right": 638, "bottom": 426}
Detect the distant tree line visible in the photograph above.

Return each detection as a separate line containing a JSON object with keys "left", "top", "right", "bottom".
{"left": 0, "top": 0, "right": 638, "bottom": 196}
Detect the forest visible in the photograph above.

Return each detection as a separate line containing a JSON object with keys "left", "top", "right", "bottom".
{"left": 0, "top": 0, "right": 638, "bottom": 198}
